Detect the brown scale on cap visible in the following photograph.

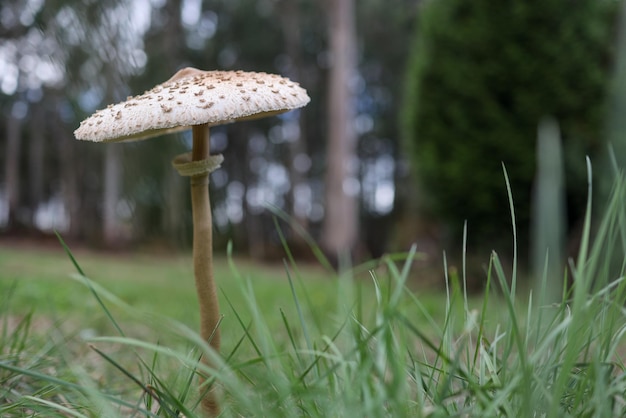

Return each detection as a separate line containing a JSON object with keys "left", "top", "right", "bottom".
{"left": 74, "top": 67, "right": 310, "bottom": 143}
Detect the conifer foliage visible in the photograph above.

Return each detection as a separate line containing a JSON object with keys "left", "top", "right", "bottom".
{"left": 403, "top": 0, "right": 617, "bottom": 247}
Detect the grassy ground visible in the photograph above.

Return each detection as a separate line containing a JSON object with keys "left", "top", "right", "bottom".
{"left": 0, "top": 242, "right": 330, "bottom": 322}
{"left": 0, "top": 242, "right": 332, "bottom": 348}
{"left": 2, "top": 171, "right": 626, "bottom": 417}
{"left": 0, "top": 241, "right": 449, "bottom": 354}
{"left": 0, "top": 239, "right": 460, "bottom": 417}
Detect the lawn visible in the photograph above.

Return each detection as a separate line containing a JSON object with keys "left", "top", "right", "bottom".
{"left": 0, "top": 241, "right": 343, "bottom": 347}
{"left": 0, "top": 239, "right": 458, "bottom": 417}
{"left": 0, "top": 242, "right": 332, "bottom": 323}
{"left": 0, "top": 240, "right": 449, "bottom": 357}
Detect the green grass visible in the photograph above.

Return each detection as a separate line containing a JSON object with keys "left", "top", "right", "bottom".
{"left": 0, "top": 245, "right": 328, "bottom": 319}
{"left": 2, "top": 171, "right": 626, "bottom": 417}
{"left": 0, "top": 242, "right": 450, "bottom": 343}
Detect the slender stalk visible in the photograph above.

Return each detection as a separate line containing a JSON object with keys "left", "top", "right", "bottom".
{"left": 190, "top": 123, "right": 220, "bottom": 416}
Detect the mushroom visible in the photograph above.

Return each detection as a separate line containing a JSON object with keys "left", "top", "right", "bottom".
{"left": 74, "top": 67, "right": 310, "bottom": 416}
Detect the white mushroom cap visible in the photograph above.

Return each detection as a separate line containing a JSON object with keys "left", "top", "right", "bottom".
{"left": 74, "top": 67, "right": 310, "bottom": 143}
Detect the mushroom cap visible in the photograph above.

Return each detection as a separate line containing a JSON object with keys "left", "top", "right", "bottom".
{"left": 74, "top": 67, "right": 310, "bottom": 143}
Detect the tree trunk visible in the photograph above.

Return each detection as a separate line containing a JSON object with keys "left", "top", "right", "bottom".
{"left": 279, "top": 0, "right": 311, "bottom": 249}
{"left": 321, "top": 0, "right": 359, "bottom": 258}
{"left": 163, "top": 170, "right": 186, "bottom": 245}
{"left": 161, "top": 0, "right": 186, "bottom": 246}
{"left": 28, "top": 103, "right": 46, "bottom": 226}
{"left": 4, "top": 114, "right": 23, "bottom": 230}
{"left": 54, "top": 112, "right": 81, "bottom": 239}
{"left": 103, "top": 144, "right": 123, "bottom": 246}
{"left": 602, "top": 0, "right": 626, "bottom": 199}
{"left": 531, "top": 118, "right": 565, "bottom": 305}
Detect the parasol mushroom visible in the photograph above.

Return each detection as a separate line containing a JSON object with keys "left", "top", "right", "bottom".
{"left": 74, "top": 67, "right": 310, "bottom": 416}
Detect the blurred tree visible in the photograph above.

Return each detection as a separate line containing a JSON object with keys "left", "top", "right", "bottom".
{"left": 27, "top": 101, "right": 45, "bottom": 226}
{"left": 129, "top": 0, "right": 188, "bottom": 246}
{"left": 278, "top": 0, "right": 311, "bottom": 251}
{"left": 0, "top": 0, "right": 422, "bottom": 260}
{"left": 0, "top": 0, "right": 145, "bottom": 246}
{"left": 531, "top": 118, "right": 565, "bottom": 302}
{"left": 63, "top": 0, "right": 147, "bottom": 247}
{"left": 356, "top": 0, "right": 419, "bottom": 258}
{"left": 403, "top": 0, "right": 617, "bottom": 256}
{"left": 0, "top": 0, "right": 78, "bottom": 233}
{"left": 3, "top": 108, "right": 23, "bottom": 230}
{"left": 321, "top": 0, "right": 359, "bottom": 259}
{"left": 604, "top": 1, "right": 626, "bottom": 190}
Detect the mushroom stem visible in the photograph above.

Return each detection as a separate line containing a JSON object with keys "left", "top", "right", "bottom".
{"left": 190, "top": 123, "right": 220, "bottom": 416}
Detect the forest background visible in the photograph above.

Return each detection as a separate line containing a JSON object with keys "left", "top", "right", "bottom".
{"left": 1, "top": 0, "right": 621, "bottom": 287}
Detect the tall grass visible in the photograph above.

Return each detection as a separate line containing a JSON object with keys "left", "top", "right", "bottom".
{"left": 2, "top": 171, "right": 626, "bottom": 417}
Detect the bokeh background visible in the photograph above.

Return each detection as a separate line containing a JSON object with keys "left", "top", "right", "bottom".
{"left": 1, "top": 0, "right": 624, "bottom": 288}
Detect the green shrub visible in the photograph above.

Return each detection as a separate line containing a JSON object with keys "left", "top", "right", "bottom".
{"left": 403, "top": 0, "right": 617, "bottom": 250}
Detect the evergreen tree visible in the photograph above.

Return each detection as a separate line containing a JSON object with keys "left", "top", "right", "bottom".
{"left": 403, "top": 0, "right": 617, "bottom": 252}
